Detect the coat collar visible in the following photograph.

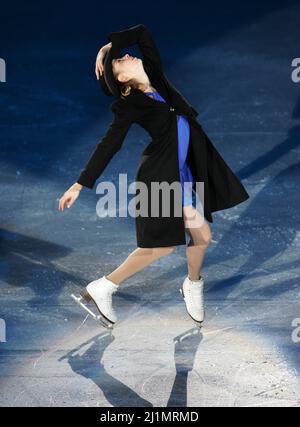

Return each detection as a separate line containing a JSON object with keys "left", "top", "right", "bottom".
{"left": 116, "top": 65, "right": 199, "bottom": 119}
{"left": 152, "top": 69, "right": 199, "bottom": 118}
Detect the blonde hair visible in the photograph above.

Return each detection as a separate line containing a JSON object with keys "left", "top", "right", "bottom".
{"left": 118, "top": 77, "right": 140, "bottom": 98}
{"left": 112, "top": 66, "right": 141, "bottom": 98}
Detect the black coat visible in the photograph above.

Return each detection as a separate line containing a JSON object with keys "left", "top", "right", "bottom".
{"left": 77, "top": 24, "right": 250, "bottom": 248}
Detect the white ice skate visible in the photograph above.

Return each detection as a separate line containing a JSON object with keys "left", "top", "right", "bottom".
{"left": 71, "top": 275, "right": 119, "bottom": 329}
{"left": 179, "top": 275, "right": 205, "bottom": 326}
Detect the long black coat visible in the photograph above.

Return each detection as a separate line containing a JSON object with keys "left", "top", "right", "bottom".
{"left": 77, "top": 24, "right": 250, "bottom": 248}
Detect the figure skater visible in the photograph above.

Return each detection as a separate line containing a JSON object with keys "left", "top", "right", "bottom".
{"left": 58, "top": 24, "right": 249, "bottom": 329}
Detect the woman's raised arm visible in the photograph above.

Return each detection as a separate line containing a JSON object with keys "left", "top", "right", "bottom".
{"left": 107, "top": 24, "right": 162, "bottom": 74}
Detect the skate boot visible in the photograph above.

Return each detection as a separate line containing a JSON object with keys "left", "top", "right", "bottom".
{"left": 71, "top": 275, "right": 119, "bottom": 329}
{"left": 179, "top": 275, "right": 205, "bottom": 326}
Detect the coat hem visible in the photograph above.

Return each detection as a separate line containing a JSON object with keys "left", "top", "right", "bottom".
{"left": 210, "top": 192, "right": 250, "bottom": 214}
{"left": 136, "top": 237, "right": 187, "bottom": 248}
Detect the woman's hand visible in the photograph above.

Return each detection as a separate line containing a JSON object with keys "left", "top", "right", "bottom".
{"left": 95, "top": 42, "right": 112, "bottom": 80}
{"left": 58, "top": 182, "right": 83, "bottom": 211}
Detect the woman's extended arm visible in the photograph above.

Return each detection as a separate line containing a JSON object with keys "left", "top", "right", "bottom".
{"left": 107, "top": 24, "right": 162, "bottom": 74}
{"left": 76, "top": 101, "right": 135, "bottom": 189}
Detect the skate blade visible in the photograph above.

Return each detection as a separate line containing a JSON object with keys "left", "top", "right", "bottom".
{"left": 71, "top": 294, "right": 113, "bottom": 330}
{"left": 179, "top": 288, "right": 204, "bottom": 328}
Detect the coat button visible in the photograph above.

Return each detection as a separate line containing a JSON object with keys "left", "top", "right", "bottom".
{"left": 170, "top": 107, "right": 175, "bottom": 111}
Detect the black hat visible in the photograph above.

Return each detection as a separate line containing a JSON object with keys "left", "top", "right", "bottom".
{"left": 98, "top": 47, "right": 120, "bottom": 97}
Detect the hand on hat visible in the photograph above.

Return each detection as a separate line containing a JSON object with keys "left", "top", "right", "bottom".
{"left": 95, "top": 42, "right": 112, "bottom": 80}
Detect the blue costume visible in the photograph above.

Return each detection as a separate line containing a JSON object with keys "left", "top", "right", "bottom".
{"left": 145, "top": 91, "right": 195, "bottom": 206}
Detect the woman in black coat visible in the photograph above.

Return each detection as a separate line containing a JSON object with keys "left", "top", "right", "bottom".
{"left": 58, "top": 24, "right": 250, "bottom": 328}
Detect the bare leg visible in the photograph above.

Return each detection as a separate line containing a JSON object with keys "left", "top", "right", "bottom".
{"left": 183, "top": 205, "right": 212, "bottom": 281}
{"left": 106, "top": 246, "right": 176, "bottom": 285}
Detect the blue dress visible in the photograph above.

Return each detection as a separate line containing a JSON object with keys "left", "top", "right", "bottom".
{"left": 145, "top": 91, "right": 195, "bottom": 206}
